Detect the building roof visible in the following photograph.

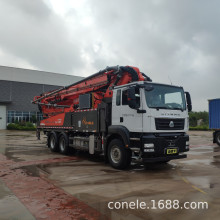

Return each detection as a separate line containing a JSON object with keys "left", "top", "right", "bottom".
{"left": 0, "top": 65, "right": 83, "bottom": 86}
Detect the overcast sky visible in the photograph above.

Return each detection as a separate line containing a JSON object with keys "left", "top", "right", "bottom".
{"left": 0, "top": 0, "right": 219, "bottom": 111}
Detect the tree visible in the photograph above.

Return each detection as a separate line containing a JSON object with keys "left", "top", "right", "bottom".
{"left": 189, "top": 111, "right": 209, "bottom": 127}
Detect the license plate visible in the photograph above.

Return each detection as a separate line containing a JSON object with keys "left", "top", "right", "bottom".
{"left": 167, "top": 148, "right": 177, "bottom": 154}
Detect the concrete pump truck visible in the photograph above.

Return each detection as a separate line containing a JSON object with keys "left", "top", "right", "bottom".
{"left": 33, "top": 66, "right": 192, "bottom": 169}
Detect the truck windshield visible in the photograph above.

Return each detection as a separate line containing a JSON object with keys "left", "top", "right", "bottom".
{"left": 145, "top": 84, "right": 186, "bottom": 110}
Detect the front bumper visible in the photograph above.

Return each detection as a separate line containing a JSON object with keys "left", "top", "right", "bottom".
{"left": 141, "top": 133, "right": 189, "bottom": 161}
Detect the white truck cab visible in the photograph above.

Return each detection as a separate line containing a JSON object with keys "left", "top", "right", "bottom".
{"left": 111, "top": 81, "right": 191, "bottom": 164}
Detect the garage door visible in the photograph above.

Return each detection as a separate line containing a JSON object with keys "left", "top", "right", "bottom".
{"left": 0, "top": 105, "right": 6, "bottom": 129}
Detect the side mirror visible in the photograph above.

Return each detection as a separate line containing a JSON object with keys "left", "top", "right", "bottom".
{"left": 127, "top": 87, "right": 138, "bottom": 109}
{"left": 185, "top": 92, "right": 192, "bottom": 112}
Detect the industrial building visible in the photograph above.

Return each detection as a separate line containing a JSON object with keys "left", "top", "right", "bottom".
{"left": 0, "top": 66, "right": 83, "bottom": 129}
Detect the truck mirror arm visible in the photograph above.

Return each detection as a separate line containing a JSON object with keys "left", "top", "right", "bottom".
{"left": 185, "top": 92, "right": 192, "bottom": 112}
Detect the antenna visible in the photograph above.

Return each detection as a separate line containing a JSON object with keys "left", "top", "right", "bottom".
{"left": 168, "top": 76, "right": 172, "bottom": 85}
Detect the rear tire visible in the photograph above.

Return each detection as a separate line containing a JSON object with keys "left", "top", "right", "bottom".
{"left": 215, "top": 132, "right": 220, "bottom": 146}
{"left": 59, "top": 132, "right": 69, "bottom": 155}
{"left": 108, "top": 139, "right": 131, "bottom": 169}
{"left": 49, "top": 132, "right": 59, "bottom": 152}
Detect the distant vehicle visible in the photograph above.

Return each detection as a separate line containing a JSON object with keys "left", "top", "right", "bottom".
{"left": 209, "top": 98, "right": 220, "bottom": 146}
{"left": 33, "top": 65, "right": 192, "bottom": 169}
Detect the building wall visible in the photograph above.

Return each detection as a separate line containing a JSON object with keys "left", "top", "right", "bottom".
{"left": 0, "top": 80, "right": 61, "bottom": 112}
{"left": 0, "top": 80, "right": 63, "bottom": 126}
{"left": 0, "top": 105, "right": 6, "bottom": 129}
{"left": 0, "top": 80, "right": 11, "bottom": 102}
{"left": 0, "top": 66, "right": 84, "bottom": 128}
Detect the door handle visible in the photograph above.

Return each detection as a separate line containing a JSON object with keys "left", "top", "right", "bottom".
{"left": 137, "top": 109, "right": 146, "bottom": 113}
{"left": 120, "top": 117, "right": 123, "bottom": 122}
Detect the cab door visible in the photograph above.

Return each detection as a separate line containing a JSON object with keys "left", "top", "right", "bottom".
{"left": 112, "top": 88, "right": 143, "bottom": 132}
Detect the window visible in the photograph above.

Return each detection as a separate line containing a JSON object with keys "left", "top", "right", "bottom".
{"left": 116, "top": 90, "right": 121, "bottom": 106}
{"left": 165, "top": 92, "right": 182, "bottom": 104}
{"left": 37, "top": 112, "right": 43, "bottom": 121}
{"left": 7, "top": 111, "right": 15, "bottom": 123}
{"left": 122, "top": 88, "right": 140, "bottom": 108}
{"left": 7, "top": 111, "right": 43, "bottom": 123}
{"left": 22, "top": 112, "right": 30, "bottom": 122}
{"left": 134, "top": 88, "right": 140, "bottom": 108}
{"left": 122, "top": 90, "right": 128, "bottom": 105}
{"left": 145, "top": 84, "right": 186, "bottom": 110}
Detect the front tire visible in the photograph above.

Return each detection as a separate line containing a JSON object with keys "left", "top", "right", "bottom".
{"left": 215, "top": 132, "right": 220, "bottom": 146}
{"left": 59, "top": 132, "right": 69, "bottom": 155}
{"left": 108, "top": 139, "right": 131, "bottom": 169}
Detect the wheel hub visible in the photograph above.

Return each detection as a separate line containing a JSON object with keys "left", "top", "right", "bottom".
{"left": 111, "top": 146, "right": 121, "bottom": 164}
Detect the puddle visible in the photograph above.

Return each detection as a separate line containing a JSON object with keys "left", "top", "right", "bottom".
{"left": 40, "top": 161, "right": 101, "bottom": 169}
{"left": 187, "top": 147, "right": 213, "bottom": 155}
{"left": 213, "top": 155, "right": 220, "bottom": 162}
{"left": 142, "top": 162, "right": 176, "bottom": 172}
{"left": 101, "top": 169, "right": 121, "bottom": 173}
{"left": 74, "top": 151, "right": 105, "bottom": 163}
{"left": 18, "top": 165, "right": 41, "bottom": 177}
{"left": 3, "top": 146, "right": 51, "bottom": 162}
{"left": 187, "top": 151, "right": 208, "bottom": 155}
{"left": 185, "top": 176, "right": 211, "bottom": 189}
{"left": 191, "top": 145, "right": 214, "bottom": 150}
{"left": 179, "top": 159, "right": 212, "bottom": 166}
{"left": 214, "top": 146, "right": 220, "bottom": 152}
{"left": 212, "top": 155, "right": 220, "bottom": 168}
{"left": 6, "top": 135, "right": 31, "bottom": 137}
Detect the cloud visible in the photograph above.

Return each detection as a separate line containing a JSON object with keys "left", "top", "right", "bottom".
{"left": 81, "top": 0, "right": 220, "bottom": 111}
{"left": 0, "top": 0, "right": 219, "bottom": 110}
{"left": 0, "top": 0, "right": 82, "bottom": 74}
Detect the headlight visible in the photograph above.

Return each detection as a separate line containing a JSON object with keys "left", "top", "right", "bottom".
{"left": 144, "top": 143, "right": 154, "bottom": 148}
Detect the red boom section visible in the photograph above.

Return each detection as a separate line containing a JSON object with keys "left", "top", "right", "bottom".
{"left": 33, "top": 66, "right": 149, "bottom": 119}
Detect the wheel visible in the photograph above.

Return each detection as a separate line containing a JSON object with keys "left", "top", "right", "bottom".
{"left": 107, "top": 139, "right": 131, "bottom": 169}
{"left": 215, "top": 132, "right": 220, "bottom": 146}
{"left": 59, "top": 132, "right": 69, "bottom": 155}
{"left": 48, "top": 132, "right": 59, "bottom": 152}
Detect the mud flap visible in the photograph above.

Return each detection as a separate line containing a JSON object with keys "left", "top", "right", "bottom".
{"left": 36, "top": 130, "right": 40, "bottom": 140}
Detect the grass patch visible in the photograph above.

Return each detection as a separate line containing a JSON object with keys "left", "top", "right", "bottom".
{"left": 7, "top": 122, "right": 36, "bottom": 131}
{"left": 189, "top": 125, "right": 209, "bottom": 131}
